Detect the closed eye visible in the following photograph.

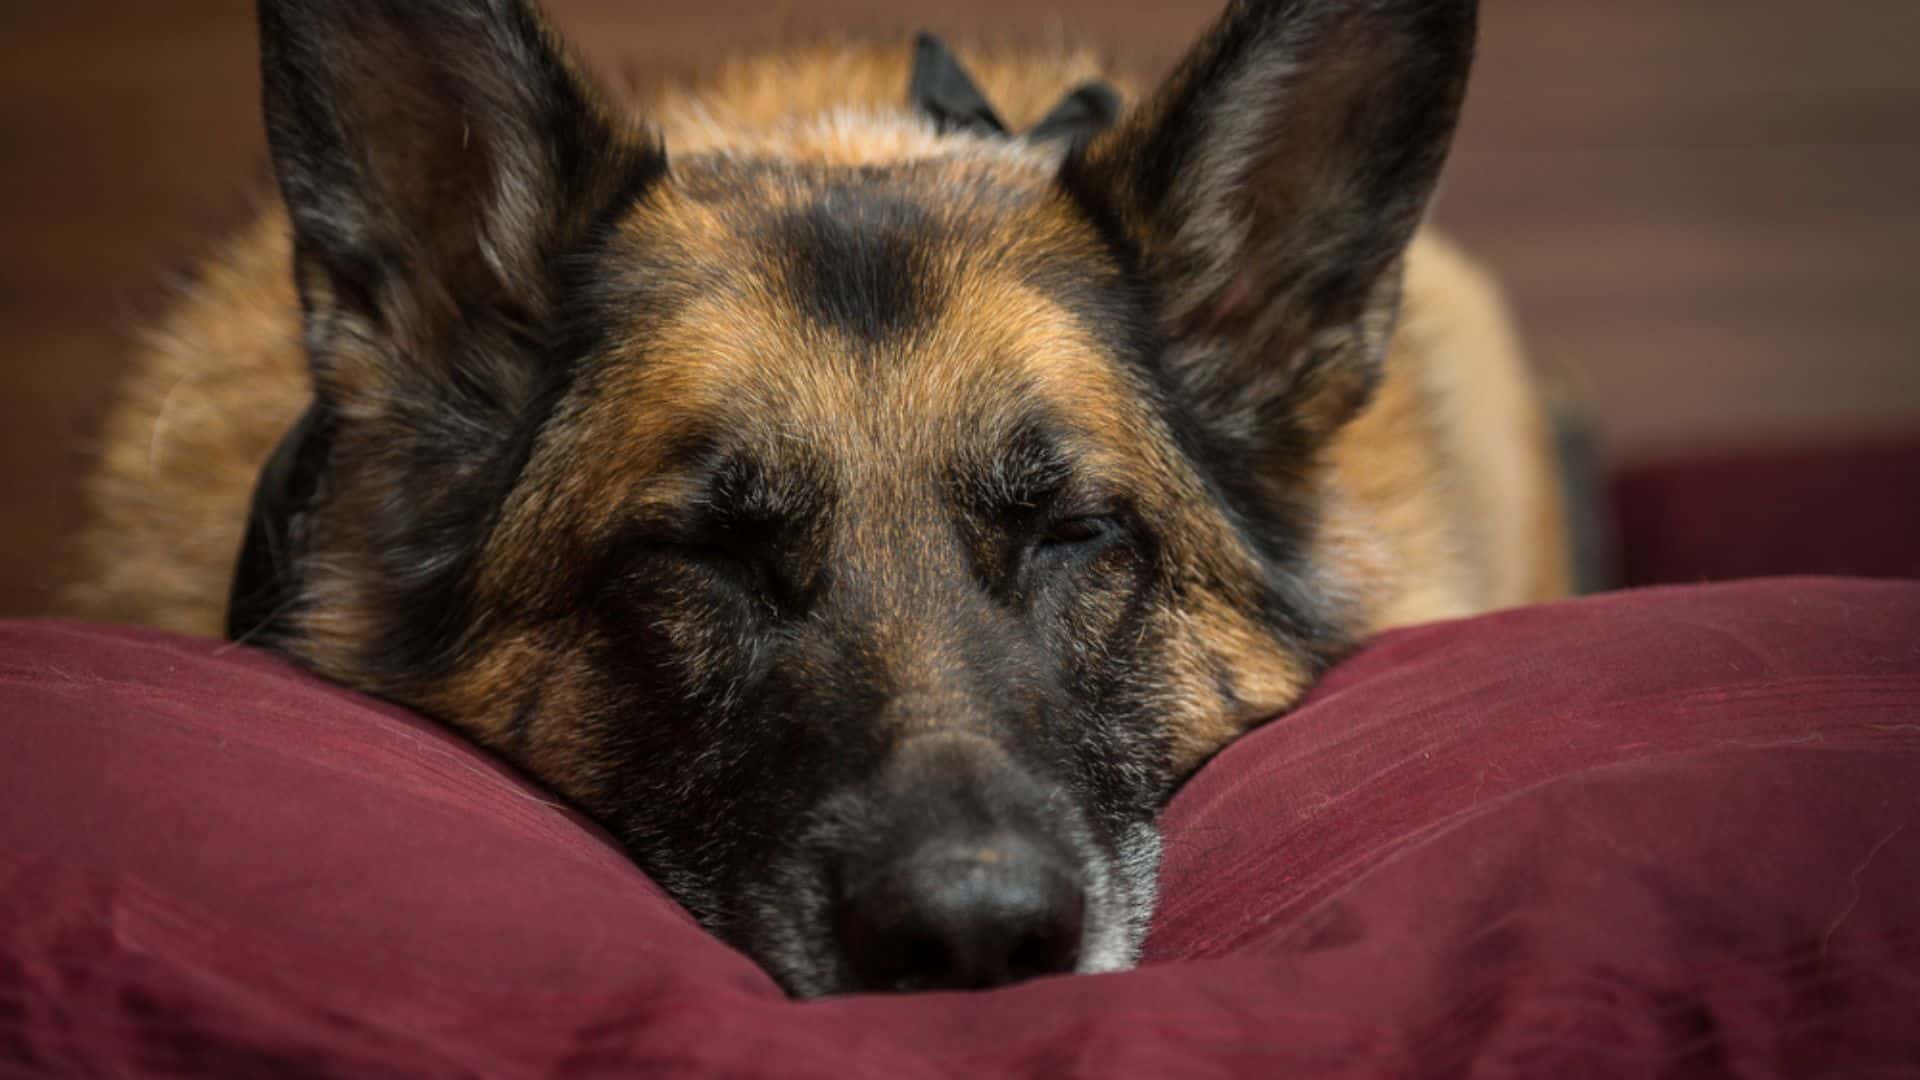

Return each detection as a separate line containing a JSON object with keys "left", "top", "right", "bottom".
{"left": 1027, "top": 506, "right": 1139, "bottom": 576}
{"left": 620, "top": 525, "right": 797, "bottom": 617}
{"left": 1037, "top": 513, "right": 1122, "bottom": 549}
{"left": 1010, "top": 505, "right": 1147, "bottom": 609}
{"left": 677, "top": 539, "right": 769, "bottom": 588}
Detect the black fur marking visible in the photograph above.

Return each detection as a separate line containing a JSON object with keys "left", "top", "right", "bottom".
{"left": 765, "top": 187, "right": 943, "bottom": 343}
{"left": 226, "top": 402, "right": 332, "bottom": 642}
{"left": 1026, "top": 83, "right": 1122, "bottom": 146}
{"left": 909, "top": 33, "right": 1120, "bottom": 146}
{"left": 504, "top": 651, "right": 551, "bottom": 755}
{"left": 909, "top": 33, "right": 1007, "bottom": 136}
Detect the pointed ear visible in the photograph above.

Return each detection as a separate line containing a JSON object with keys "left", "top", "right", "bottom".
{"left": 1068, "top": 0, "right": 1476, "bottom": 450}
{"left": 258, "top": 0, "right": 662, "bottom": 405}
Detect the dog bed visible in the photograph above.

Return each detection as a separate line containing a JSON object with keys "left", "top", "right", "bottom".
{"left": 4, "top": 577, "right": 1918, "bottom": 1075}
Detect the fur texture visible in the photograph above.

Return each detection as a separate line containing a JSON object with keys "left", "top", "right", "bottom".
{"left": 62, "top": 0, "right": 1568, "bottom": 996}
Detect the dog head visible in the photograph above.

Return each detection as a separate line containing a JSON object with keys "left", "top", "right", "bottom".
{"left": 239, "top": 0, "right": 1474, "bottom": 995}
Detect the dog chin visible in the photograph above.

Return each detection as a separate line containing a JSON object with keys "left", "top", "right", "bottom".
{"left": 1076, "top": 820, "right": 1163, "bottom": 976}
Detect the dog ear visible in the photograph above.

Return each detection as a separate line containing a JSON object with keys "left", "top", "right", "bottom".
{"left": 243, "top": 0, "right": 663, "bottom": 678}
{"left": 1068, "top": 0, "right": 1476, "bottom": 453}
{"left": 258, "top": 0, "right": 662, "bottom": 408}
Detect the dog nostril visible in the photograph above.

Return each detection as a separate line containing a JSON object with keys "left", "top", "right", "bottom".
{"left": 839, "top": 838, "right": 1085, "bottom": 992}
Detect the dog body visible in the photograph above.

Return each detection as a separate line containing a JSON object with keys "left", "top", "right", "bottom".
{"left": 64, "top": 1, "right": 1568, "bottom": 995}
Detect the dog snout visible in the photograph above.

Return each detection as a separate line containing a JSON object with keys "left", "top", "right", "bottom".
{"left": 838, "top": 832, "right": 1085, "bottom": 992}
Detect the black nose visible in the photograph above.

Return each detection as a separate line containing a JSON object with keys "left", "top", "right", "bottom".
{"left": 839, "top": 834, "right": 1086, "bottom": 992}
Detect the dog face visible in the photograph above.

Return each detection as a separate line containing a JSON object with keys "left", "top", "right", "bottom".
{"left": 241, "top": 0, "right": 1474, "bottom": 995}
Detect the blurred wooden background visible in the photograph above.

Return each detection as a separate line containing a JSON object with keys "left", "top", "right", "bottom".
{"left": 3, "top": 0, "right": 1917, "bottom": 616}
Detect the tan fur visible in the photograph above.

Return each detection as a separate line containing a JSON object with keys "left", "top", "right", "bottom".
{"left": 62, "top": 212, "right": 306, "bottom": 635}
{"left": 1317, "top": 234, "right": 1571, "bottom": 630}
{"left": 61, "top": 39, "right": 1567, "bottom": 742}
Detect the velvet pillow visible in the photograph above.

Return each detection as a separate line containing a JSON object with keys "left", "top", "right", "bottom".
{"left": 4, "top": 578, "right": 1917, "bottom": 1076}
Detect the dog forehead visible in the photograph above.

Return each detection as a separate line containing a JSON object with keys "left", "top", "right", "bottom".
{"left": 584, "top": 162, "right": 1149, "bottom": 472}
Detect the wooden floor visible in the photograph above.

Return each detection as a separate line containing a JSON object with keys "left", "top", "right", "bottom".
{"left": 3, "top": 1, "right": 1917, "bottom": 616}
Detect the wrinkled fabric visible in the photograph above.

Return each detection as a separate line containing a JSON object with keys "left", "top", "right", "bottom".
{"left": 3, "top": 578, "right": 1917, "bottom": 1077}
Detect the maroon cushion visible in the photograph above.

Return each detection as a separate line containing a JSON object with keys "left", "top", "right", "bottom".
{"left": 4, "top": 578, "right": 1918, "bottom": 1075}
{"left": 1611, "top": 436, "right": 1920, "bottom": 586}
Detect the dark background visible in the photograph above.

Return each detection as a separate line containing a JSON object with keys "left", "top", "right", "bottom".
{"left": 4, "top": 0, "right": 1917, "bottom": 615}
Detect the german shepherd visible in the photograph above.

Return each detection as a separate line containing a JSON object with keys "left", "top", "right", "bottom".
{"left": 62, "top": 0, "right": 1570, "bottom": 996}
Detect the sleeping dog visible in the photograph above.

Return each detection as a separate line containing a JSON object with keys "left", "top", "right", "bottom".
{"left": 63, "top": 0, "right": 1570, "bottom": 996}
